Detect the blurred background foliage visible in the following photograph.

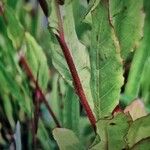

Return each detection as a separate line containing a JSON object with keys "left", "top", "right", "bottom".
{"left": 0, "top": 0, "right": 149, "bottom": 149}
{"left": 0, "top": 0, "right": 94, "bottom": 149}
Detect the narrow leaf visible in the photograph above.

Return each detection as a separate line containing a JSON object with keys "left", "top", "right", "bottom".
{"left": 25, "top": 32, "right": 49, "bottom": 90}
{"left": 124, "top": 0, "right": 150, "bottom": 104}
{"left": 5, "top": 5, "right": 24, "bottom": 49}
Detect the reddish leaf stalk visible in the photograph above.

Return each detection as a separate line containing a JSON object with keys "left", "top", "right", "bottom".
{"left": 56, "top": 35, "right": 96, "bottom": 130}
{"left": 38, "top": 0, "right": 96, "bottom": 131}
{"left": 54, "top": 1, "right": 96, "bottom": 131}
{"left": 19, "top": 56, "right": 61, "bottom": 128}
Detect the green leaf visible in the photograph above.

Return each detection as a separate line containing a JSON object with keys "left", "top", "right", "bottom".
{"left": 130, "top": 138, "right": 150, "bottom": 150}
{"left": 109, "top": 0, "right": 144, "bottom": 59}
{"left": 140, "top": 58, "right": 150, "bottom": 112}
{"left": 126, "top": 115, "right": 150, "bottom": 148}
{"left": 5, "top": 5, "right": 24, "bottom": 49}
{"left": 37, "top": 120, "right": 54, "bottom": 149}
{"left": 0, "top": 36, "right": 32, "bottom": 116}
{"left": 63, "top": 83, "right": 79, "bottom": 134}
{"left": 123, "top": 0, "right": 150, "bottom": 104}
{"left": 49, "top": 74, "right": 62, "bottom": 123}
{"left": 2, "top": 94, "right": 15, "bottom": 128}
{"left": 90, "top": 113, "right": 131, "bottom": 150}
{"left": 25, "top": 32, "right": 49, "bottom": 91}
{"left": 53, "top": 128, "right": 83, "bottom": 150}
{"left": 90, "top": 1, "right": 123, "bottom": 118}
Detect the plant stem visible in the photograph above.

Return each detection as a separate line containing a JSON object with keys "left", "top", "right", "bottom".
{"left": 38, "top": 0, "right": 96, "bottom": 131}
{"left": 19, "top": 55, "right": 61, "bottom": 128}
{"left": 55, "top": 1, "right": 96, "bottom": 130}
{"left": 56, "top": 35, "right": 96, "bottom": 130}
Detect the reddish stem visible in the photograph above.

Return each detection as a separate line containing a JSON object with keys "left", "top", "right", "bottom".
{"left": 56, "top": 35, "right": 96, "bottom": 130}
{"left": 54, "top": 1, "right": 96, "bottom": 130}
{"left": 19, "top": 56, "right": 61, "bottom": 128}
{"left": 38, "top": 0, "right": 96, "bottom": 131}
{"left": 112, "top": 105, "right": 123, "bottom": 115}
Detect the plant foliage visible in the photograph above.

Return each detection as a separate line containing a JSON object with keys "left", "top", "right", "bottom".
{"left": 0, "top": 0, "right": 150, "bottom": 149}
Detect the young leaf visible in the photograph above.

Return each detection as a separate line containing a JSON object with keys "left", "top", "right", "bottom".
{"left": 90, "top": 1, "right": 123, "bottom": 118}
{"left": 109, "top": 0, "right": 144, "bottom": 59}
{"left": 53, "top": 128, "right": 83, "bottom": 150}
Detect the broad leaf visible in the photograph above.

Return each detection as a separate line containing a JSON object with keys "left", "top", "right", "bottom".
{"left": 53, "top": 128, "right": 83, "bottom": 150}
{"left": 90, "top": 1, "right": 123, "bottom": 118}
